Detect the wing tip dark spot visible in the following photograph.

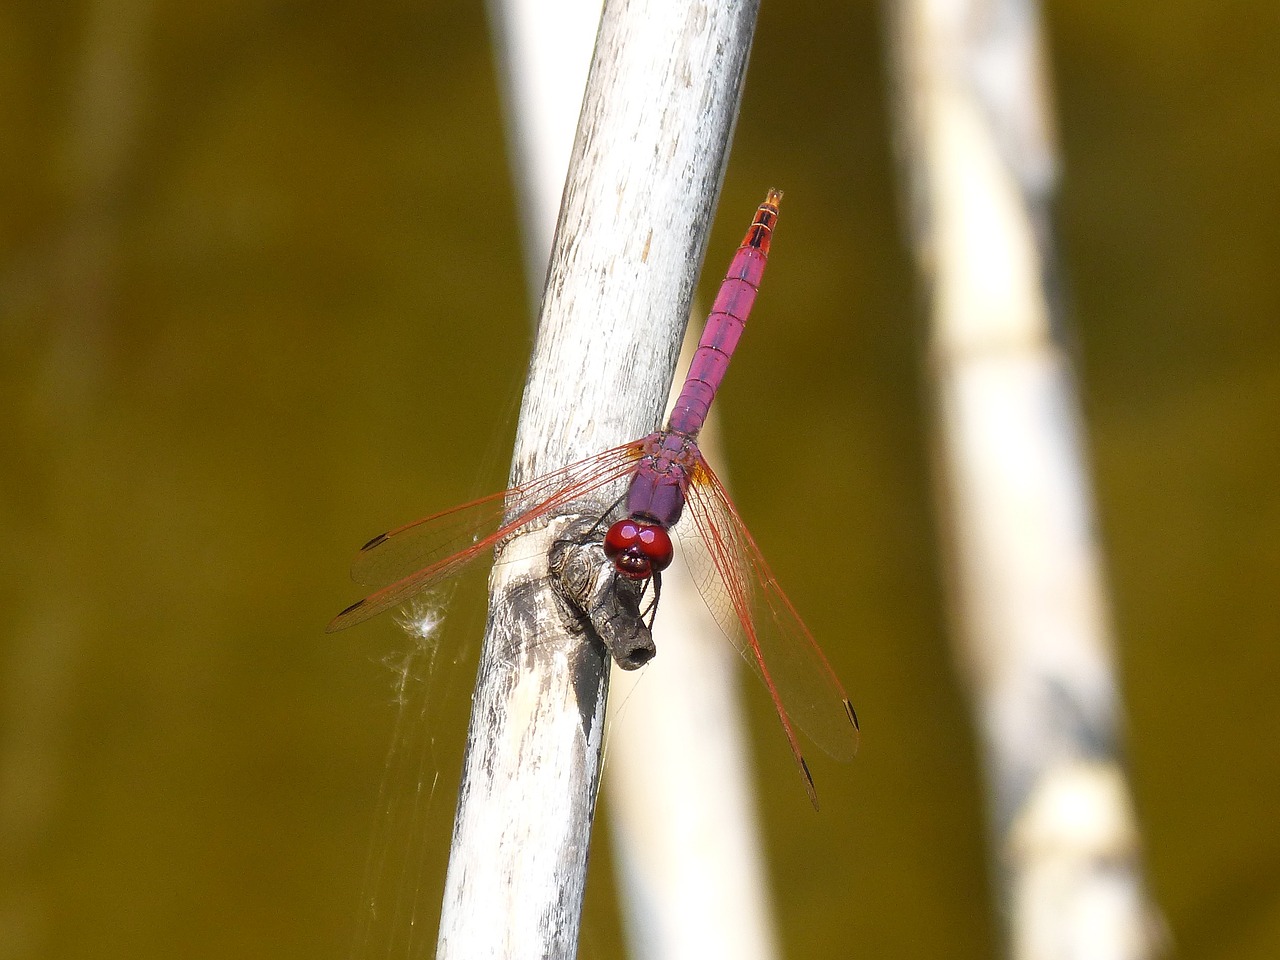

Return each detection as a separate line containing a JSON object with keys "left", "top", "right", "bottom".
{"left": 360, "top": 532, "right": 389, "bottom": 552}
{"left": 326, "top": 598, "right": 365, "bottom": 633}
{"left": 800, "top": 756, "right": 820, "bottom": 811}
{"left": 844, "top": 698, "right": 860, "bottom": 731}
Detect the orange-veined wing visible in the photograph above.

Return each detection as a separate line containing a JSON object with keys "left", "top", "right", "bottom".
{"left": 679, "top": 455, "right": 859, "bottom": 805}
{"left": 327, "top": 440, "right": 644, "bottom": 632}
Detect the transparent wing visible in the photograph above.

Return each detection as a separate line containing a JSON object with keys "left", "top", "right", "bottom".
{"left": 327, "top": 440, "right": 644, "bottom": 632}
{"left": 679, "top": 456, "right": 859, "bottom": 798}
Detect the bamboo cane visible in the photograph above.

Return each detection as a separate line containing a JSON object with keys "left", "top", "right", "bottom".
{"left": 437, "top": 3, "right": 762, "bottom": 956}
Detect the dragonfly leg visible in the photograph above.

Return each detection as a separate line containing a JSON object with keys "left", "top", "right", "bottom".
{"left": 638, "top": 570, "right": 662, "bottom": 632}
{"left": 586, "top": 492, "right": 629, "bottom": 538}
{"left": 549, "top": 492, "right": 628, "bottom": 555}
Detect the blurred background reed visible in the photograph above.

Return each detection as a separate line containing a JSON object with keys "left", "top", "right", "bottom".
{"left": 2, "top": 2, "right": 1277, "bottom": 958}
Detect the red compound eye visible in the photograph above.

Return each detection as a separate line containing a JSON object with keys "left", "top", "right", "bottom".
{"left": 604, "top": 519, "right": 674, "bottom": 579}
{"left": 635, "top": 523, "right": 673, "bottom": 571}
{"left": 603, "top": 519, "right": 639, "bottom": 557}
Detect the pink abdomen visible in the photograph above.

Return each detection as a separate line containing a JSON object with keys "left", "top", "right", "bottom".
{"left": 666, "top": 191, "right": 779, "bottom": 436}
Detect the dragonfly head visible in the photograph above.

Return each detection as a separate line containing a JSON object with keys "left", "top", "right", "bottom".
{"left": 603, "top": 518, "right": 673, "bottom": 580}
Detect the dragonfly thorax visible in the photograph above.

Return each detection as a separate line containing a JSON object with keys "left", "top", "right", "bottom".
{"left": 624, "top": 430, "right": 699, "bottom": 528}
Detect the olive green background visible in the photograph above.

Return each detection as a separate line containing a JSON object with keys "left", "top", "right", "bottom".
{"left": 2, "top": 2, "right": 1277, "bottom": 958}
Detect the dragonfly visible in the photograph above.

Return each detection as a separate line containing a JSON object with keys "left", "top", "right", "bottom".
{"left": 329, "top": 190, "right": 859, "bottom": 806}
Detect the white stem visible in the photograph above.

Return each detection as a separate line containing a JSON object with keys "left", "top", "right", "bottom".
{"left": 884, "top": 1, "right": 1163, "bottom": 957}
{"left": 486, "top": 0, "right": 604, "bottom": 304}
{"left": 489, "top": 1, "right": 779, "bottom": 956}
{"left": 437, "top": 2, "right": 760, "bottom": 957}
